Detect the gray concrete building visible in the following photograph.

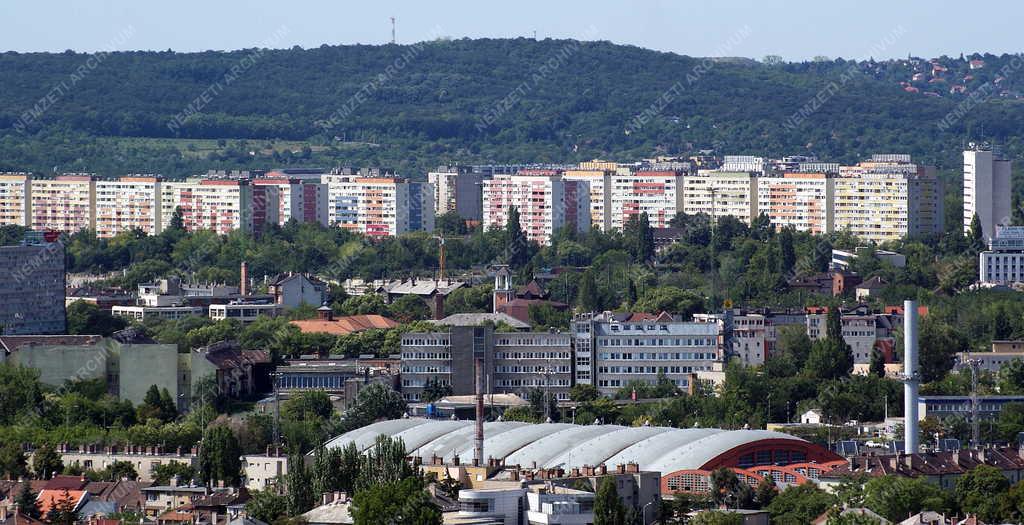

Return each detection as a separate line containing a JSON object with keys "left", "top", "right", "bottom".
{"left": 400, "top": 324, "right": 573, "bottom": 403}
{"left": 0, "top": 241, "right": 66, "bottom": 335}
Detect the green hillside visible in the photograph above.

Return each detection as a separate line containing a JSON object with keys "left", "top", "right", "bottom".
{"left": 1, "top": 39, "right": 1022, "bottom": 177}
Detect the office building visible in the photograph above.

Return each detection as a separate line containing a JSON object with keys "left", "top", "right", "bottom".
{"left": 0, "top": 240, "right": 66, "bottom": 334}
{"left": 481, "top": 174, "right": 590, "bottom": 245}
{"left": 572, "top": 312, "right": 724, "bottom": 395}
{"left": 399, "top": 323, "right": 573, "bottom": 402}
{"left": 964, "top": 145, "right": 1012, "bottom": 240}
{"left": 95, "top": 176, "right": 163, "bottom": 237}
{"left": 980, "top": 225, "right": 1024, "bottom": 285}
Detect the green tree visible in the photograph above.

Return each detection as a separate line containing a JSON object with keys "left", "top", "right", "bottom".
{"left": 999, "top": 359, "right": 1024, "bottom": 395}
{"left": 862, "top": 475, "right": 950, "bottom": 523}
{"left": 245, "top": 489, "right": 288, "bottom": 523}
{"left": 690, "top": 511, "right": 743, "bottom": 525}
{"left": 766, "top": 483, "right": 836, "bottom": 525}
{"left": 969, "top": 213, "right": 984, "bottom": 250}
{"left": 282, "top": 391, "right": 335, "bottom": 421}
{"left": 570, "top": 384, "right": 600, "bottom": 403}
{"left": 709, "top": 468, "right": 755, "bottom": 509}
{"left": 593, "top": 476, "right": 628, "bottom": 525}
{"left": 625, "top": 212, "right": 655, "bottom": 264}
{"left": 576, "top": 271, "right": 600, "bottom": 312}
{"left": 349, "top": 477, "right": 441, "bottom": 525}
{"left": 0, "top": 442, "right": 28, "bottom": 480}
{"left": 776, "top": 326, "right": 813, "bottom": 369}
{"left": 286, "top": 454, "right": 315, "bottom": 516}
{"left": 1003, "top": 480, "right": 1024, "bottom": 523}
{"left": 919, "top": 317, "right": 968, "bottom": 383}
{"left": 46, "top": 489, "right": 78, "bottom": 525}
{"left": 955, "top": 465, "right": 1010, "bottom": 523}
{"left": 754, "top": 476, "right": 777, "bottom": 509}
{"left": 14, "top": 483, "right": 40, "bottom": 519}
{"left": 778, "top": 227, "right": 796, "bottom": 275}
{"left": 356, "top": 435, "right": 413, "bottom": 490}
{"left": 869, "top": 346, "right": 886, "bottom": 378}
{"left": 152, "top": 462, "right": 197, "bottom": 486}
{"left": 506, "top": 206, "right": 530, "bottom": 269}
{"left": 32, "top": 444, "right": 63, "bottom": 480}
{"left": 389, "top": 294, "right": 430, "bottom": 323}
{"left": 66, "top": 300, "right": 127, "bottom": 336}
{"left": 421, "top": 377, "right": 453, "bottom": 403}
{"left": 339, "top": 383, "right": 406, "bottom": 433}
{"left": 198, "top": 425, "right": 242, "bottom": 487}
{"left": 633, "top": 286, "right": 703, "bottom": 318}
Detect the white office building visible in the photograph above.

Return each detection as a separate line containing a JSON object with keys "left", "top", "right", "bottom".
{"left": 980, "top": 226, "right": 1024, "bottom": 285}
{"left": 964, "top": 146, "right": 1012, "bottom": 240}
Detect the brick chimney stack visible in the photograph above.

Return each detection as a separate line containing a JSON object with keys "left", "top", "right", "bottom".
{"left": 240, "top": 261, "right": 249, "bottom": 296}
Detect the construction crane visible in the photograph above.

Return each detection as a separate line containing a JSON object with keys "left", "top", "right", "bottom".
{"left": 434, "top": 235, "right": 446, "bottom": 282}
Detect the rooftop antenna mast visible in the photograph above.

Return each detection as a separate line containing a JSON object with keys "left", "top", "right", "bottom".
{"left": 390, "top": 17, "right": 396, "bottom": 44}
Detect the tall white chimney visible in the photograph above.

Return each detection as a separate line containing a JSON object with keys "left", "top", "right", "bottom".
{"left": 903, "top": 300, "right": 920, "bottom": 454}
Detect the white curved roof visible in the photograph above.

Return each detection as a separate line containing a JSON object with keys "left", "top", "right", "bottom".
{"left": 413, "top": 422, "right": 528, "bottom": 462}
{"left": 327, "top": 420, "right": 814, "bottom": 474}
{"left": 644, "top": 429, "right": 806, "bottom": 474}
{"left": 454, "top": 423, "right": 576, "bottom": 461}
{"left": 505, "top": 425, "right": 622, "bottom": 468}
{"left": 605, "top": 428, "right": 722, "bottom": 467}
{"left": 544, "top": 426, "right": 673, "bottom": 469}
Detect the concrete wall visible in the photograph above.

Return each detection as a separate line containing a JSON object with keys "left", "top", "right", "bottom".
{"left": 119, "top": 343, "right": 185, "bottom": 407}
{"left": 11, "top": 340, "right": 117, "bottom": 387}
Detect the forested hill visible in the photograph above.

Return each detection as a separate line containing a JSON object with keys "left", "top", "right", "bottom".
{"left": 1, "top": 38, "right": 1023, "bottom": 177}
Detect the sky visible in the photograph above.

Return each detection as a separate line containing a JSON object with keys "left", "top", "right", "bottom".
{"left": 1, "top": 0, "right": 1020, "bottom": 61}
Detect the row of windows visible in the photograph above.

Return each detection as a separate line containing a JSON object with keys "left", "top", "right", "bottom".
{"left": 494, "top": 351, "right": 571, "bottom": 360}
{"left": 597, "top": 337, "right": 714, "bottom": 347}
{"left": 599, "top": 365, "right": 695, "bottom": 374}
{"left": 401, "top": 352, "right": 451, "bottom": 360}
{"left": 597, "top": 352, "right": 714, "bottom": 361}
{"left": 401, "top": 338, "right": 450, "bottom": 346}
{"left": 494, "top": 365, "right": 571, "bottom": 374}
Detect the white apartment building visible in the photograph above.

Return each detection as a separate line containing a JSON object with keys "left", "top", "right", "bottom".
{"left": 323, "top": 174, "right": 434, "bottom": 236}
{"left": 482, "top": 174, "right": 589, "bottom": 245}
{"left": 608, "top": 170, "right": 684, "bottom": 230}
{"left": 95, "top": 176, "right": 163, "bottom": 237}
{"left": 756, "top": 173, "right": 834, "bottom": 234}
{"left": 806, "top": 310, "right": 882, "bottom": 364}
{"left": 172, "top": 180, "right": 261, "bottom": 234}
{"left": 722, "top": 155, "right": 766, "bottom": 173}
{"left": 980, "top": 226, "right": 1024, "bottom": 285}
{"left": 30, "top": 175, "right": 96, "bottom": 233}
{"left": 682, "top": 171, "right": 758, "bottom": 224}
{"left": 964, "top": 147, "right": 1012, "bottom": 240}
{"left": 833, "top": 160, "right": 942, "bottom": 243}
{"left": 563, "top": 169, "right": 612, "bottom": 230}
{"left": 694, "top": 312, "right": 771, "bottom": 366}
{"left": 0, "top": 173, "right": 31, "bottom": 227}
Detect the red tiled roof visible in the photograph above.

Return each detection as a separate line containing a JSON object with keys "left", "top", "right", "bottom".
{"left": 36, "top": 489, "right": 87, "bottom": 516}
{"left": 43, "top": 475, "right": 88, "bottom": 491}
{"left": 290, "top": 315, "right": 399, "bottom": 336}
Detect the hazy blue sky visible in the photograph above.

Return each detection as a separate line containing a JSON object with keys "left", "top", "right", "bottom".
{"left": 1, "top": 0, "right": 1019, "bottom": 60}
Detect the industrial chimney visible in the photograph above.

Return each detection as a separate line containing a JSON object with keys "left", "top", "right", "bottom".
{"left": 903, "top": 300, "right": 920, "bottom": 454}
{"left": 240, "top": 261, "right": 249, "bottom": 296}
